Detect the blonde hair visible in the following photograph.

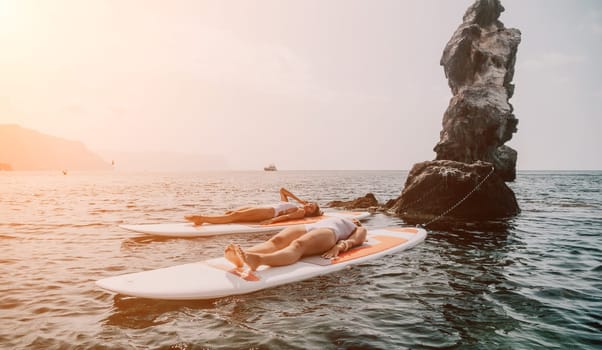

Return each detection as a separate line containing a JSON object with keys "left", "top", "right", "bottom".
{"left": 305, "top": 202, "right": 322, "bottom": 217}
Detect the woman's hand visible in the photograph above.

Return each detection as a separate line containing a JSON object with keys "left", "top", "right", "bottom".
{"left": 280, "top": 188, "right": 306, "bottom": 204}
{"left": 321, "top": 243, "right": 344, "bottom": 259}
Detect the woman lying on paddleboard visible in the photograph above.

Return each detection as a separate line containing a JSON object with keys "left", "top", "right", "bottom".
{"left": 225, "top": 217, "right": 367, "bottom": 271}
{"left": 185, "top": 187, "right": 322, "bottom": 226}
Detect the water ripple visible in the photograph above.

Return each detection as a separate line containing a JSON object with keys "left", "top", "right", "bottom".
{"left": 0, "top": 170, "right": 600, "bottom": 349}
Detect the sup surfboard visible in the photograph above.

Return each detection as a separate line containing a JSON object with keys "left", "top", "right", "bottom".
{"left": 119, "top": 211, "right": 371, "bottom": 237}
{"left": 96, "top": 226, "right": 426, "bottom": 300}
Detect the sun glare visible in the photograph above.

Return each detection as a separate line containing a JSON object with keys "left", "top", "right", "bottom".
{"left": 0, "top": 1, "right": 37, "bottom": 43}
{"left": 0, "top": 1, "right": 20, "bottom": 32}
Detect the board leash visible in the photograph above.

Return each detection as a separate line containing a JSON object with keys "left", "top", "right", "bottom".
{"left": 417, "top": 165, "right": 495, "bottom": 229}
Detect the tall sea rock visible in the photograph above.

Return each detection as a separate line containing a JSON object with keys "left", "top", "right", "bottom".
{"left": 386, "top": 0, "right": 521, "bottom": 224}
{"left": 435, "top": 0, "right": 520, "bottom": 181}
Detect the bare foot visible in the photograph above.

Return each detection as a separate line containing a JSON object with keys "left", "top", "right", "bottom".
{"left": 185, "top": 215, "right": 204, "bottom": 226}
{"left": 224, "top": 242, "right": 243, "bottom": 268}
{"left": 234, "top": 244, "right": 261, "bottom": 271}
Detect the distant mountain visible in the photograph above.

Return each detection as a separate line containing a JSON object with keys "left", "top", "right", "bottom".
{"left": 0, "top": 124, "right": 111, "bottom": 171}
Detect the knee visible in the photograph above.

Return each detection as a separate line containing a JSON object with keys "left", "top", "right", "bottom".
{"left": 289, "top": 239, "right": 307, "bottom": 251}
{"left": 268, "top": 235, "right": 287, "bottom": 248}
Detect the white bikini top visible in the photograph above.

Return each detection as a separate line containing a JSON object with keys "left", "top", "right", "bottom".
{"left": 305, "top": 217, "right": 357, "bottom": 241}
{"left": 270, "top": 202, "right": 299, "bottom": 217}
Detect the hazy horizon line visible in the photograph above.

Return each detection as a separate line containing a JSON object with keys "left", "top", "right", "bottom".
{"left": 2, "top": 168, "right": 601, "bottom": 173}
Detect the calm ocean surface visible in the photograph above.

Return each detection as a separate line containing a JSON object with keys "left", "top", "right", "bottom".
{"left": 0, "top": 170, "right": 600, "bottom": 349}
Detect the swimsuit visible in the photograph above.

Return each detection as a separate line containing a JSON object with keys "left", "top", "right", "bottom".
{"left": 305, "top": 217, "right": 357, "bottom": 241}
{"left": 270, "top": 202, "right": 299, "bottom": 217}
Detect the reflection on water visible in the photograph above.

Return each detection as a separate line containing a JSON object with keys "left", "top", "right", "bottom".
{"left": 105, "top": 295, "right": 218, "bottom": 329}
{"left": 0, "top": 171, "right": 600, "bottom": 349}
{"left": 426, "top": 225, "right": 519, "bottom": 348}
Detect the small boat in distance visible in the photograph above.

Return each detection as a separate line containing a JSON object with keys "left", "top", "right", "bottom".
{"left": 263, "top": 164, "right": 277, "bottom": 171}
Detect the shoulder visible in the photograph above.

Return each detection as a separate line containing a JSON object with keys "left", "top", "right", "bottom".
{"left": 356, "top": 226, "right": 367, "bottom": 235}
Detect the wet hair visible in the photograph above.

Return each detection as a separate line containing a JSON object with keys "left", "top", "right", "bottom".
{"left": 305, "top": 202, "right": 323, "bottom": 217}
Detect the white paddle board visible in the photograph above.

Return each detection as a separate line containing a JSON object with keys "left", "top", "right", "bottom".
{"left": 119, "top": 211, "right": 371, "bottom": 237}
{"left": 96, "top": 226, "right": 426, "bottom": 300}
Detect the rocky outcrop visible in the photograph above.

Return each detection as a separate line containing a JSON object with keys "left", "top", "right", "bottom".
{"left": 385, "top": 160, "right": 519, "bottom": 224}
{"left": 327, "top": 193, "right": 379, "bottom": 210}
{"left": 0, "top": 124, "right": 111, "bottom": 171}
{"left": 434, "top": 0, "right": 521, "bottom": 182}
{"left": 387, "top": 0, "right": 521, "bottom": 224}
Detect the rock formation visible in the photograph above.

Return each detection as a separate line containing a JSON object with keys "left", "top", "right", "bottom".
{"left": 327, "top": 193, "right": 379, "bottom": 210}
{"left": 386, "top": 0, "right": 521, "bottom": 224}
{"left": 387, "top": 160, "right": 519, "bottom": 225}
{"left": 435, "top": 0, "right": 521, "bottom": 181}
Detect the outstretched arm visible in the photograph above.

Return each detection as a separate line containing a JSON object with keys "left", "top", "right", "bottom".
{"left": 279, "top": 187, "right": 307, "bottom": 204}
{"left": 261, "top": 207, "right": 306, "bottom": 224}
{"left": 321, "top": 227, "right": 368, "bottom": 259}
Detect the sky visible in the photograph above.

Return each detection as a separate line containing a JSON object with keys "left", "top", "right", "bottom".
{"left": 0, "top": 0, "right": 601, "bottom": 170}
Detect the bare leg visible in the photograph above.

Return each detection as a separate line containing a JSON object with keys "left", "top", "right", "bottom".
{"left": 236, "top": 228, "right": 336, "bottom": 271}
{"left": 225, "top": 206, "right": 254, "bottom": 214}
{"left": 223, "top": 225, "right": 306, "bottom": 268}
{"left": 185, "top": 207, "right": 275, "bottom": 225}
{"left": 246, "top": 225, "right": 307, "bottom": 254}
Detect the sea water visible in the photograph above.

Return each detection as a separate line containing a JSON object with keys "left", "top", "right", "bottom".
{"left": 0, "top": 170, "right": 600, "bottom": 349}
